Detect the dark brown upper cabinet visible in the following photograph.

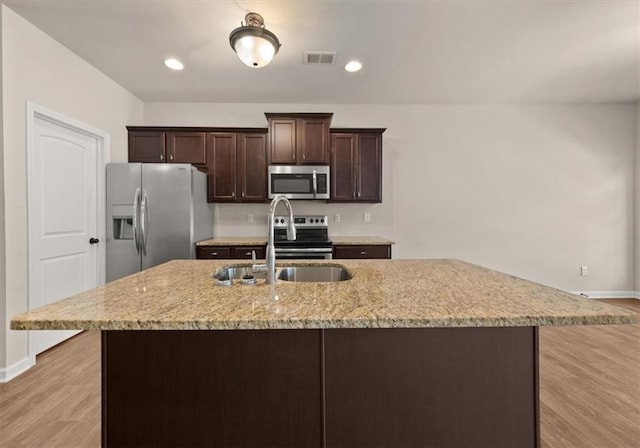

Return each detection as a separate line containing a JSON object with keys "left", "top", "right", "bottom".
{"left": 266, "top": 113, "right": 332, "bottom": 165}
{"left": 127, "top": 128, "right": 206, "bottom": 166}
{"left": 128, "top": 130, "right": 166, "bottom": 163}
{"left": 207, "top": 132, "right": 268, "bottom": 203}
{"left": 330, "top": 129, "right": 384, "bottom": 203}
{"left": 165, "top": 132, "right": 206, "bottom": 165}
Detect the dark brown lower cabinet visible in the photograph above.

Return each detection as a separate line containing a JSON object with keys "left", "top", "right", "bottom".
{"left": 102, "top": 327, "right": 539, "bottom": 448}
{"left": 196, "top": 244, "right": 266, "bottom": 259}
{"left": 102, "top": 330, "right": 323, "bottom": 448}
{"left": 333, "top": 244, "right": 391, "bottom": 259}
{"left": 324, "top": 327, "right": 539, "bottom": 448}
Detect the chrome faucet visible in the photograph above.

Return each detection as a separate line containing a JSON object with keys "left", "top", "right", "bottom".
{"left": 266, "top": 195, "right": 296, "bottom": 284}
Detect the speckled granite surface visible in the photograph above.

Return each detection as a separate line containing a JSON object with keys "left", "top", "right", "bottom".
{"left": 196, "top": 237, "right": 267, "bottom": 246}
{"left": 11, "top": 259, "right": 636, "bottom": 331}
{"left": 196, "top": 236, "right": 395, "bottom": 246}
{"left": 330, "top": 237, "right": 395, "bottom": 245}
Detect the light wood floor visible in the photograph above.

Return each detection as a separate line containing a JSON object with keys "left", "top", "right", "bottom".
{"left": 1, "top": 300, "right": 638, "bottom": 448}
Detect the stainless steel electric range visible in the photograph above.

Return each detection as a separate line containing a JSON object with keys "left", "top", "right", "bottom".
{"left": 273, "top": 215, "right": 332, "bottom": 259}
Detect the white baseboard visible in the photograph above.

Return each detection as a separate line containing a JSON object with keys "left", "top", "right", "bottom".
{"left": 0, "top": 355, "right": 35, "bottom": 383}
{"left": 571, "top": 291, "right": 640, "bottom": 299}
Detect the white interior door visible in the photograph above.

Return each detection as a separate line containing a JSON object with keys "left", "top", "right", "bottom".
{"left": 28, "top": 106, "right": 107, "bottom": 355}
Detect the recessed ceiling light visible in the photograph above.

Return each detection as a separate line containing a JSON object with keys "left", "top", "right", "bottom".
{"left": 344, "top": 60, "right": 362, "bottom": 73}
{"left": 164, "top": 58, "right": 184, "bottom": 71}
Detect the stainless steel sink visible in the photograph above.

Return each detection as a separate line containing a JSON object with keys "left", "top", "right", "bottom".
{"left": 213, "top": 266, "right": 257, "bottom": 279}
{"left": 212, "top": 265, "right": 266, "bottom": 285}
{"left": 277, "top": 265, "right": 352, "bottom": 282}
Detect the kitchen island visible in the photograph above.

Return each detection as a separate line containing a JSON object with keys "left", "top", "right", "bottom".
{"left": 11, "top": 259, "right": 635, "bottom": 448}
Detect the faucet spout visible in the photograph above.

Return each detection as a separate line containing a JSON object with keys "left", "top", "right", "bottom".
{"left": 266, "top": 195, "right": 296, "bottom": 284}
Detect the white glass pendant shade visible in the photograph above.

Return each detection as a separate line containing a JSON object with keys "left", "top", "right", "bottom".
{"left": 234, "top": 35, "right": 276, "bottom": 68}
{"left": 229, "top": 12, "right": 281, "bottom": 68}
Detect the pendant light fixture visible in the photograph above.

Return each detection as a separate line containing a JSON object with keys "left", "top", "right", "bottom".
{"left": 229, "top": 12, "right": 281, "bottom": 68}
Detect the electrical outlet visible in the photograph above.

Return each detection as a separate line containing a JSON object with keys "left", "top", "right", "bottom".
{"left": 580, "top": 266, "right": 588, "bottom": 276}
{"left": 334, "top": 213, "right": 341, "bottom": 223}
{"left": 364, "top": 212, "right": 371, "bottom": 222}
{"left": 248, "top": 214, "right": 254, "bottom": 223}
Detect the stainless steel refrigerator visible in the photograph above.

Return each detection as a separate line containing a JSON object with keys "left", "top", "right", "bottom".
{"left": 106, "top": 163, "right": 213, "bottom": 282}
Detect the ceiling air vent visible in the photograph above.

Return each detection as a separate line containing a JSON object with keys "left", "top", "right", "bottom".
{"left": 303, "top": 51, "right": 337, "bottom": 65}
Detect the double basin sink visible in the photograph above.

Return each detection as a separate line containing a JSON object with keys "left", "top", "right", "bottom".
{"left": 213, "top": 264, "right": 352, "bottom": 284}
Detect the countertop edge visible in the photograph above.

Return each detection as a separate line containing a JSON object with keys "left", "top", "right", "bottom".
{"left": 196, "top": 237, "right": 396, "bottom": 246}
{"left": 11, "top": 314, "right": 636, "bottom": 331}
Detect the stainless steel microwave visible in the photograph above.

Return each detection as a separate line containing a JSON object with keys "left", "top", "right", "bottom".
{"left": 268, "top": 165, "right": 330, "bottom": 200}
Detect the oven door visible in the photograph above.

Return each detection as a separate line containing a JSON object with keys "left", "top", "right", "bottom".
{"left": 275, "top": 247, "right": 332, "bottom": 260}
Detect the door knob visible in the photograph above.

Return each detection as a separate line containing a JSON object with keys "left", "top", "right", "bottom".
{"left": 89, "top": 237, "right": 100, "bottom": 244}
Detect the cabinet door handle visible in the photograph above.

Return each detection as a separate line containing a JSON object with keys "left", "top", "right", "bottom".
{"left": 293, "top": 152, "right": 296, "bottom": 160}
{"left": 160, "top": 153, "right": 164, "bottom": 161}
{"left": 303, "top": 153, "right": 306, "bottom": 160}
{"left": 241, "top": 191, "right": 245, "bottom": 198}
{"left": 232, "top": 191, "right": 235, "bottom": 198}
{"left": 357, "top": 191, "right": 361, "bottom": 198}
{"left": 169, "top": 153, "right": 174, "bottom": 161}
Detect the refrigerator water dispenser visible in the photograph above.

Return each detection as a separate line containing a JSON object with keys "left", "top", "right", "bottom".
{"left": 112, "top": 205, "right": 134, "bottom": 240}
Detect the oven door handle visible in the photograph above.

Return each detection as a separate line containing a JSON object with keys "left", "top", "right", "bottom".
{"left": 312, "top": 170, "right": 317, "bottom": 199}
{"left": 275, "top": 253, "right": 332, "bottom": 259}
{"left": 275, "top": 247, "right": 333, "bottom": 253}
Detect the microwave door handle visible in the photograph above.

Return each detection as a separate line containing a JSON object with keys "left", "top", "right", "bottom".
{"left": 312, "top": 170, "right": 317, "bottom": 199}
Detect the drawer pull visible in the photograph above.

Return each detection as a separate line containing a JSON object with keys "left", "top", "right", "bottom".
{"left": 210, "top": 252, "right": 218, "bottom": 256}
{"left": 245, "top": 252, "right": 251, "bottom": 256}
{"left": 360, "top": 251, "right": 367, "bottom": 255}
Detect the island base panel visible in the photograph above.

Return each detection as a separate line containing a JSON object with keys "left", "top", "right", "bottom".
{"left": 101, "top": 330, "right": 323, "bottom": 448}
{"left": 102, "top": 327, "right": 539, "bottom": 448}
{"left": 324, "top": 327, "right": 539, "bottom": 448}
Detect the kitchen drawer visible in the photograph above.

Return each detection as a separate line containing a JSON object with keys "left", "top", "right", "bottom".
{"left": 333, "top": 244, "right": 391, "bottom": 259}
{"left": 196, "top": 246, "right": 231, "bottom": 259}
{"left": 232, "top": 246, "right": 266, "bottom": 259}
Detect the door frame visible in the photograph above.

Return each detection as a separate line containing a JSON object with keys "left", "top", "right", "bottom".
{"left": 25, "top": 101, "right": 110, "bottom": 361}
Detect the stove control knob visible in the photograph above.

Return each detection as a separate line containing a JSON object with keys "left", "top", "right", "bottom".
{"left": 320, "top": 218, "right": 325, "bottom": 223}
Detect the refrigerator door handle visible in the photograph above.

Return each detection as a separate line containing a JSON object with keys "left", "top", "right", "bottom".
{"left": 132, "top": 188, "right": 141, "bottom": 255}
{"left": 140, "top": 189, "right": 149, "bottom": 256}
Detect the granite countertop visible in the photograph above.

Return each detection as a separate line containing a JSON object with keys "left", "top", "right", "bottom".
{"left": 11, "top": 259, "right": 635, "bottom": 331}
{"left": 197, "top": 237, "right": 267, "bottom": 246}
{"left": 330, "top": 237, "right": 395, "bottom": 245}
{"left": 196, "top": 236, "right": 395, "bottom": 246}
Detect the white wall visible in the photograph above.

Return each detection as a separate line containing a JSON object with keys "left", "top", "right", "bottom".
{"left": 0, "top": 6, "right": 144, "bottom": 376}
{"left": 145, "top": 102, "right": 636, "bottom": 295}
